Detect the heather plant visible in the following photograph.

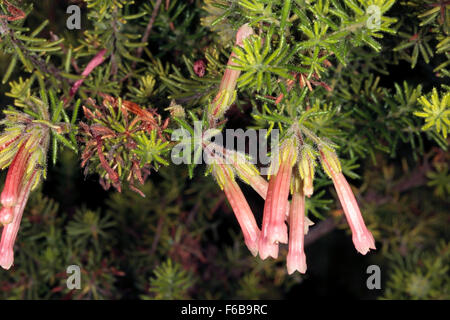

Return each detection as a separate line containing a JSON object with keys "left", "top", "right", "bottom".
{"left": 0, "top": 0, "right": 448, "bottom": 299}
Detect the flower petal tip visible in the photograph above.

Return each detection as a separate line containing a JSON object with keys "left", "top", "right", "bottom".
{"left": 287, "top": 253, "right": 307, "bottom": 275}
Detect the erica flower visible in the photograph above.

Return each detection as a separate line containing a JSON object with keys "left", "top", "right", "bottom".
{"left": 0, "top": 138, "right": 32, "bottom": 208}
{"left": 208, "top": 24, "right": 254, "bottom": 124}
{"left": 66, "top": 48, "right": 107, "bottom": 104}
{"left": 212, "top": 163, "right": 260, "bottom": 256}
{"left": 0, "top": 110, "right": 50, "bottom": 269}
{"left": 287, "top": 178, "right": 307, "bottom": 274}
{"left": 320, "top": 147, "right": 376, "bottom": 255}
{"left": 259, "top": 137, "right": 297, "bottom": 259}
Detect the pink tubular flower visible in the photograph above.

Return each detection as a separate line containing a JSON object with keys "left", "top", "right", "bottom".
{"left": 0, "top": 170, "right": 37, "bottom": 269}
{"left": 0, "top": 101, "right": 50, "bottom": 270}
{"left": 287, "top": 185, "right": 307, "bottom": 274}
{"left": 258, "top": 139, "right": 297, "bottom": 259}
{"left": 257, "top": 177, "right": 279, "bottom": 259}
{"left": 213, "top": 164, "right": 260, "bottom": 256}
{"left": 209, "top": 24, "right": 254, "bottom": 123}
{"left": 320, "top": 149, "right": 376, "bottom": 255}
{"left": 0, "top": 140, "right": 31, "bottom": 208}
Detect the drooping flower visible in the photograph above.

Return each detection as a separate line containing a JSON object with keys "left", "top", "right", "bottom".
{"left": 0, "top": 135, "right": 43, "bottom": 269}
{"left": 0, "top": 170, "right": 38, "bottom": 269}
{"left": 259, "top": 137, "right": 297, "bottom": 259}
{"left": 319, "top": 146, "right": 376, "bottom": 255}
{"left": 212, "top": 163, "right": 260, "bottom": 256}
{"left": 287, "top": 177, "right": 307, "bottom": 274}
{"left": 0, "top": 207, "right": 13, "bottom": 225}
{"left": 65, "top": 48, "right": 107, "bottom": 105}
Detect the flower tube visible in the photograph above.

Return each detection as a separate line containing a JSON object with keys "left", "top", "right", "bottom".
{"left": 287, "top": 178, "right": 307, "bottom": 274}
{"left": 320, "top": 147, "right": 376, "bottom": 255}
{"left": 208, "top": 24, "right": 254, "bottom": 123}
{"left": 212, "top": 163, "right": 260, "bottom": 256}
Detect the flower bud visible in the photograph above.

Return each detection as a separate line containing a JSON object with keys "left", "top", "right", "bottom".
{"left": 259, "top": 138, "right": 297, "bottom": 255}
{"left": 212, "top": 164, "right": 260, "bottom": 256}
{"left": 166, "top": 100, "right": 185, "bottom": 118}
{"left": 0, "top": 207, "right": 13, "bottom": 225}
{"left": 287, "top": 181, "right": 307, "bottom": 274}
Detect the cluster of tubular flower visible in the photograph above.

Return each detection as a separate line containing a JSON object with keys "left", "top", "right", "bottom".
{"left": 208, "top": 130, "right": 375, "bottom": 274}
{"left": 0, "top": 113, "right": 49, "bottom": 270}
